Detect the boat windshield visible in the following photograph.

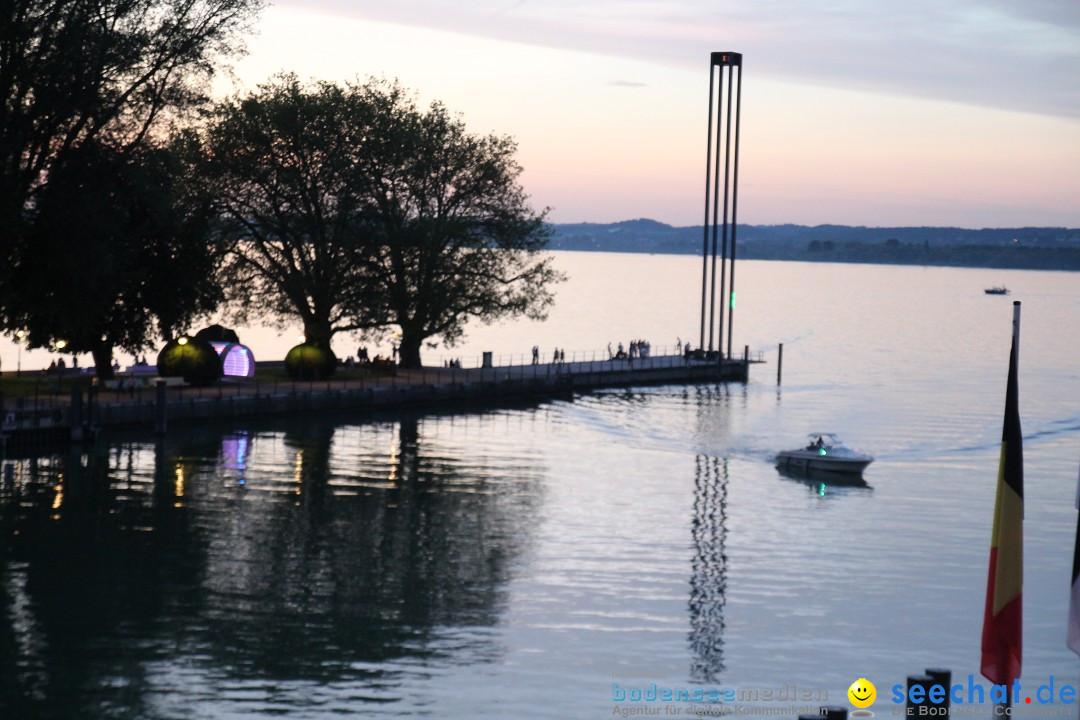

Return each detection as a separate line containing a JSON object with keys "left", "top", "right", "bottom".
{"left": 807, "top": 433, "right": 844, "bottom": 447}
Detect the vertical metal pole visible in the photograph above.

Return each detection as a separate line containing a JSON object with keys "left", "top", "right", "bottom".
{"left": 699, "top": 64, "right": 716, "bottom": 352}
{"left": 701, "top": 52, "right": 742, "bottom": 358}
{"left": 708, "top": 66, "right": 725, "bottom": 352}
{"left": 777, "top": 343, "right": 783, "bottom": 385}
{"left": 726, "top": 62, "right": 743, "bottom": 360}
{"left": 718, "top": 63, "right": 734, "bottom": 359}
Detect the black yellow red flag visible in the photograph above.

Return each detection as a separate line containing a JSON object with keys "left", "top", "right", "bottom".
{"left": 980, "top": 301, "right": 1023, "bottom": 685}
{"left": 1067, "top": 463, "right": 1080, "bottom": 657}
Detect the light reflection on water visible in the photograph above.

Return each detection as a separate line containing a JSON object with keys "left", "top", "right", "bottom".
{"left": 1, "top": 411, "right": 547, "bottom": 718}
{"left": 2, "top": 257, "right": 1079, "bottom": 718}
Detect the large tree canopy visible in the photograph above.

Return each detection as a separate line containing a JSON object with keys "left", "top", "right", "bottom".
{"left": 180, "top": 75, "right": 380, "bottom": 350}
{"left": 187, "top": 75, "right": 560, "bottom": 364}
{"left": 0, "top": 0, "right": 263, "bottom": 334}
{"left": 12, "top": 141, "right": 222, "bottom": 379}
{"left": 354, "top": 81, "right": 561, "bottom": 368}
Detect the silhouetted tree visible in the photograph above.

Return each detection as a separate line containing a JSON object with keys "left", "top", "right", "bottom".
{"left": 354, "top": 80, "right": 561, "bottom": 368}
{"left": 185, "top": 76, "right": 561, "bottom": 365}
{"left": 12, "top": 141, "right": 222, "bottom": 379}
{"left": 179, "top": 75, "right": 381, "bottom": 350}
{"left": 0, "top": 0, "right": 263, "bottom": 331}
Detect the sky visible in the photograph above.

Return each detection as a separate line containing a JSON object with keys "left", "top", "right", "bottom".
{"left": 220, "top": 0, "right": 1080, "bottom": 228}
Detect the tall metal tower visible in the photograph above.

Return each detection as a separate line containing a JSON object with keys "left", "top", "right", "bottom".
{"left": 698, "top": 52, "right": 742, "bottom": 359}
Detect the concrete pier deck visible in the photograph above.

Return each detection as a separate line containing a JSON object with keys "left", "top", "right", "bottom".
{"left": 1, "top": 353, "right": 750, "bottom": 447}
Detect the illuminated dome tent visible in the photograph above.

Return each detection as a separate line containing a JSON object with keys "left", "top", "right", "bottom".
{"left": 210, "top": 342, "right": 255, "bottom": 378}
{"left": 194, "top": 325, "right": 255, "bottom": 378}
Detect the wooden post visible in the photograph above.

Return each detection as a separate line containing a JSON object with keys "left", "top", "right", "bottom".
{"left": 154, "top": 380, "right": 167, "bottom": 435}
{"left": 777, "top": 342, "right": 783, "bottom": 385}
{"left": 925, "top": 668, "right": 951, "bottom": 711}
{"left": 69, "top": 384, "right": 83, "bottom": 441}
{"left": 906, "top": 674, "right": 934, "bottom": 716}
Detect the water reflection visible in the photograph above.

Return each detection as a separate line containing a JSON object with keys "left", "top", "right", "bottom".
{"left": 774, "top": 464, "right": 872, "bottom": 498}
{"left": 688, "top": 454, "right": 728, "bottom": 683}
{"left": 0, "top": 412, "right": 543, "bottom": 718}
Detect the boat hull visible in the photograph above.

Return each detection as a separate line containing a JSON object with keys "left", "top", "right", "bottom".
{"left": 776, "top": 451, "right": 872, "bottom": 474}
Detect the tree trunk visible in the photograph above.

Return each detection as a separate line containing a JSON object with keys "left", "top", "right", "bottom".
{"left": 302, "top": 319, "right": 334, "bottom": 351}
{"left": 398, "top": 332, "right": 423, "bottom": 369}
{"left": 91, "top": 341, "right": 115, "bottom": 381}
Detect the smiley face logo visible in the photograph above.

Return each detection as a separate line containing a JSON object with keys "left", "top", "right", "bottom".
{"left": 848, "top": 678, "right": 876, "bottom": 708}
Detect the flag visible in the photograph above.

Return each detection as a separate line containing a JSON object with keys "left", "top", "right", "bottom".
{"left": 981, "top": 302, "right": 1023, "bottom": 686}
{"left": 1068, "top": 463, "right": 1080, "bottom": 656}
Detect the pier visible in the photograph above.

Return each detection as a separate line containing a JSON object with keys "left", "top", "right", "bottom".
{"left": 1, "top": 353, "right": 752, "bottom": 448}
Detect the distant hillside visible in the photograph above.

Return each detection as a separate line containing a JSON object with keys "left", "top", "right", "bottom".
{"left": 548, "top": 219, "right": 1080, "bottom": 270}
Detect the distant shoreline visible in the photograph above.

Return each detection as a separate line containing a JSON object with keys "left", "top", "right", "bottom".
{"left": 548, "top": 244, "right": 1080, "bottom": 271}
{"left": 548, "top": 219, "right": 1080, "bottom": 271}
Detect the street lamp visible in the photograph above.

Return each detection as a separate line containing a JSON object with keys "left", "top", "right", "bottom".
{"left": 14, "top": 330, "right": 25, "bottom": 376}
{"left": 54, "top": 339, "right": 68, "bottom": 374}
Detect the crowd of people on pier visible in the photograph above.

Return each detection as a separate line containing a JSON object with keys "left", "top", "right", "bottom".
{"left": 531, "top": 346, "right": 566, "bottom": 364}
{"left": 607, "top": 339, "right": 652, "bottom": 360}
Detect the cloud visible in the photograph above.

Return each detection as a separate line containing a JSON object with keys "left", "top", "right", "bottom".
{"left": 282, "top": 0, "right": 1080, "bottom": 119}
{"left": 609, "top": 79, "right": 648, "bottom": 87}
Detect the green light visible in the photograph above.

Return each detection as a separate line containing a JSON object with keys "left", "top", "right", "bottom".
{"left": 730, "top": 291, "right": 736, "bottom": 309}
{"left": 819, "top": 483, "right": 826, "bottom": 497}
{"left": 819, "top": 448, "right": 827, "bottom": 456}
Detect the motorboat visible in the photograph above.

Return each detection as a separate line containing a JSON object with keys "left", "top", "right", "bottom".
{"left": 984, "top": 286, "right": 1009, "bottom": 295}
{"left": 776, "top": 433, "right": 874, "bottom": 474}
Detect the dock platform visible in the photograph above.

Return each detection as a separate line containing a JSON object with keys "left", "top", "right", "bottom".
{"left": 1, "top": 354, "right": 751, "bottom": 448}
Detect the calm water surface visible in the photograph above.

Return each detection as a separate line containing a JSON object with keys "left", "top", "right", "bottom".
{"left": 2, "top": 255, "right": 1079, "bottom": 718}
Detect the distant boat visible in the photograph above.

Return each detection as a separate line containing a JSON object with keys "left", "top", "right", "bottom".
{"left": 985, "top": 286, "right": 1009, "bottom": 295}
{"left": 776, "top": 433, "right": 874, "bottom": 474}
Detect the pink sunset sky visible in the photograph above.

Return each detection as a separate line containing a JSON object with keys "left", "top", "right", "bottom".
{"left": 223, "top": 1, "right": 1075, "bottom": 228}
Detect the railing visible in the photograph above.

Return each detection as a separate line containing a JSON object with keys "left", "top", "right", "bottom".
{"left": 431, "top": 343, "right": 689, "bottom": 370}
{"left": 432, "top": 343, "right": 775, "bottom": 370}
{"left": 0, "top": 347, "right": 762, "bottom": 443}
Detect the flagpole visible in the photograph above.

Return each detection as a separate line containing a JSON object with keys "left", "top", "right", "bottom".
{"left": 1068, "top": 461, "right": 1080, "bottom": 657}
{"left": 996, "top": 300, "right": 1021, "bottom": 720}
{"left": 1012, "top": 301, "right": 1020, "bottom": 368}
{"left": 1002, "top": 297, "right": 1019, "bottom": 720}
{"left": 983, "top": 300, "right": 1023, "bottom": 711}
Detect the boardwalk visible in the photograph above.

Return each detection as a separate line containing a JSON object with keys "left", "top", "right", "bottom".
{"left": 1, "top": 353, "right": 750, "bottom": 447}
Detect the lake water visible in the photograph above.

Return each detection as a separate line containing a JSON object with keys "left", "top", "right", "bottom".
{"left": 2, "top": 253, "right": 1079, "bottom": 719}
